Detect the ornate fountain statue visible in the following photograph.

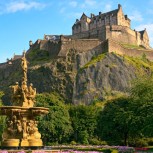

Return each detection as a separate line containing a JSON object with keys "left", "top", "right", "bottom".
{"left": 0, "top": 51, "right": 49, "bottom": 148}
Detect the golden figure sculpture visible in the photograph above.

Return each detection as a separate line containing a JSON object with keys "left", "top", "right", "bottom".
{"left": 0, "top": 51, "right": 49, "bottom": 148}
{"left": 21, "top": 51, "right": 27, "bottom": 82}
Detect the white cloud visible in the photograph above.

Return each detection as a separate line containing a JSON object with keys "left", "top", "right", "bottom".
{"left": 69, "top": 1, "right": 77, "bottom": 7}
{"left": 136, "top": 24, "right": 153, "bottom": 47}
{"left": 80, "top": 0, "right": 97, "bottom": 8}
{"left": 0, "top": 1, "right": 46, "bottom": 14}
{"left": 104, "top": 4, "right": 112, "bottom": 12}
{"left": 129, "top": 11, "right": 143, "bottom": 22}
{"left": 85, "top": 0, "right": 97, "bottom": 6}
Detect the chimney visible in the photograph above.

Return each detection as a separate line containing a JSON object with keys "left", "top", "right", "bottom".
{"left": 99, "top": 12, "right": 101, "bottom": 15}
{"left": 90, "top": 13, "right": 95, "bottom": 18}
{"left": 29, "top": 40, "right": 33, "bottom": 48}
{"left": 118, "top": 4, "right": 121, "bottom": 9}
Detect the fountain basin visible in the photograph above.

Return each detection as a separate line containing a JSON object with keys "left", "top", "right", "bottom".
{"left": 0, "top": 106, "right": 49, "bottom": 147}
{"left": 0, "top": 106, "right": 49, "bottom": 116}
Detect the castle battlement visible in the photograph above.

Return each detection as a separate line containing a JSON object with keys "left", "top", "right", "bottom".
{"left": 72, "top": 4, "right": 151, "bottom": 49}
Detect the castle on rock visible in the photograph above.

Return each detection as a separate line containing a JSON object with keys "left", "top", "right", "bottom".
{"left": 5, "top": 4, "right": 153, "bottom": 64}
{"left": 72, "top": 4, "right": 150, "bottom": 49}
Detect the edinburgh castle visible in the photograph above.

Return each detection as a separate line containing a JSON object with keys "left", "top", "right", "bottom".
{"left": 6, "top": 4, "right": 153, "bottom": 63}
{"left": 1, "top": 4, "right": 153, "bottom": 105}
{"left": 72, "top": 4, "right": 150, "bottom": 49}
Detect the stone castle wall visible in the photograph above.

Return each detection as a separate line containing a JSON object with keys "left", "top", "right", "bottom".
{"left": 72, "top": 25, "right": 150, "bottom": 49}
{"left": 27, "top": 36, "right": 101, "bottom": 58}
{"left": 58, "top": 36, "right": 101, "bottom": 57}
{"left": 72, "top": 4, "right": 150, "bottom": 49}
{"left": 106, "top": 25, "right": 137, "bottom": 45}
{"left": 28, "top": 36, "right": 153, "bottom": 61}
{"left": 28, "top": 39, "right": 61, "bottom": 59}
{"left": 117, "top": 5, "right": 130, "bottom": 27}
{"left": 0, "top": 62, "right": 8, "bottom": 68}
{"left": 107, "top": 39, "right": 153, "bottom": 61}
{"left": 40, "top": 40, "right": 61, "bottom": 58}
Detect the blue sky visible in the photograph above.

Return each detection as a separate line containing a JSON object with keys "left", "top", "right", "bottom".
{"left": 0, "top": 0, "right": 153, "bottom": 63}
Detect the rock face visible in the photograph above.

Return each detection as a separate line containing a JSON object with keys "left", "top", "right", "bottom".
{"left": 0, "top": 47, "right": 150, "bottom": 105}
{"left": 73, "top": 53, "right": 136, "bottom": 105}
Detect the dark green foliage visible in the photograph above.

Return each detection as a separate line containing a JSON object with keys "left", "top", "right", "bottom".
{"left": 28, "top": 49, "right": 50, "bottom": 65}
{"left": 97, "top": 76, "right": 153, "bottom": 146}
{"left": 97, "top": 97, "right": 138, "bottom": 146}
{"left": 36, "top": 92, "right": 65, "bottom": 107}
{"left": 1, "top": 74, "right": 153, "bottom": 146}
{"left": 36, "top": 92, "right": 73, "bottom": 145}
{"left": 130, "top": 76, "right": 153, "bottom": 102}
{"left": 89, "top": 138, "right": 107, "bottom": 145}
{"left": 69, "top": 105, "right": 101, "bottom": 144}
{"left": 134, "top": 139, "right": 148, "bottom": 147}
{"left": 0, "top": 91, "right": 6, "bottom": 140}
{"left": 34, "top": 80, "right": 153, "bottom": 146}
{"left": 130, "top": 76, "right": 153, "bottom": 137}
{"left": 78, "top": 130, "right": 89, "bottom": 144}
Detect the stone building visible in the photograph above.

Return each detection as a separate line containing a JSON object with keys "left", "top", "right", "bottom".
{"left": 72, "top": 4, "right": 150, "bottom": 49}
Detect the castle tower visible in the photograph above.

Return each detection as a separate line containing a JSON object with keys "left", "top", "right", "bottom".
{"left": 71, "top": 4, "right": 150, "bottom": 49}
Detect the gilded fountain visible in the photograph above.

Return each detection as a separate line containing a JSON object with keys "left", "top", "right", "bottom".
{"left": 0, "top": 52, "right": 49, "bottom": 148}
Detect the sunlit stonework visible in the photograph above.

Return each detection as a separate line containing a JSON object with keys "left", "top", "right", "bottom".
{"left": 0, "top": 51, "right": 49, "bottom": 148}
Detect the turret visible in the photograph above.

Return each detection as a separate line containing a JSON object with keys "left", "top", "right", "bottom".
{"left": 29, "top": 40, "right": 33, "bottom": 48}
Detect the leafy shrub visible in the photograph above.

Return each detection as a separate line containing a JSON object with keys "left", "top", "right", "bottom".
{"left": 135, "top": 139, "right": 148, "bottom": 147}
{"left": 101, "top": 141, "right": 108, "bottom": 145}
{"left": 146, "top": 137, "right": 153, "bottom": 146}
{"left": 89, "top": 138, "right": 107, "bottom": 145}
{"left": 89, "top": 138, "right": 101, "bottom": 145}
{"left": 70, "top": 141, "right": 77, "bottom": 145}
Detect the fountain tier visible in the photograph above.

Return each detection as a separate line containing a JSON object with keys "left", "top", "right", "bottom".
{"left": 0, "top": 52, "right": 49, "bottom": 148}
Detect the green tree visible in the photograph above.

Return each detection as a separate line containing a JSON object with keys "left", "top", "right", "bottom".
{"left": 129, "top": 76, "right": 153, "bottom": 137}
{"left": 97, "top": 97, "right": 141, "bottom": 146}
{"left": 98, "top": 76, "right": 153, "bottom": 146}
{"left": 69, "top": 105, "right": 100, "bottom": 144}
{"left": 0, "top": 91, "right": 6, "bottom": 141}
{"left": 36, "top": 92, "right": 73, "bottom": 145}
{"left": 130, "top": 76, "right": 153, "bottom": 102}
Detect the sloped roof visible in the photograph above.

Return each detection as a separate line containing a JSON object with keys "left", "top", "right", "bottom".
{"left": 90, "top": 9, "right": 118, "bottom": 22}
{"left": 80, "top": 12, "right": 88, "bottom": 20}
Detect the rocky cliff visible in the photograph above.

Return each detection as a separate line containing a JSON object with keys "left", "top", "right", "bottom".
{"left": 0, "top": 46, "right": 152, "bottom": 105}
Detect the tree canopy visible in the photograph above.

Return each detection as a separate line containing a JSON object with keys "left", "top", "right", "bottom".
{"left": 36, "top": 92, "right": 73, "bottom": 145}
